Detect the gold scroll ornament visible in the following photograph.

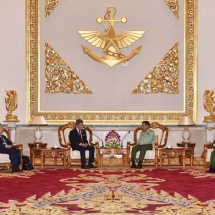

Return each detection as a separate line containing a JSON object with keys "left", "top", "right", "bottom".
{"left": 164, "top": 0, "right": 179, "bottom": 19}
{"left": 203, "top": 90, "right": 215, "bottom": 122}
{"left": 45, "top": 42, "right": 92, "bottom": 94}
{"left": 132, "top": 42, "right": 179, "bottom": 94}
{"left": 4, "top": 90, "right": 19, "bottom": 121}
{"left": 45, "top": 0, "right": 61, "bottom": 20}
{"left": 78, "top": 6, "right": 145, "bottom": 67}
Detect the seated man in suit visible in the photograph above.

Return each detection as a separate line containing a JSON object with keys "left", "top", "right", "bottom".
{"left": 69, "top": 119, "right": 97, "bottom": 169}
{"left": 131, "top": 121, "right": 155, "bottom": 169}
{"left": 0, "top": 124, "right": 22, "bottom": 172}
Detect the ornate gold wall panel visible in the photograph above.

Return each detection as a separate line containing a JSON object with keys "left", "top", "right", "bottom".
{"left": 26, "top": 0, "right": 198, "bottom": 124}
{"left": 45, "top": 42, "right": 92, "bottom": 94}
{"left": 132, "top": 42, "right": 179, "bottom": 94}
{"left": 45, "top": 0, "right": 61, "bottom": 20}
{"left": 164, "top": 0, "right": 179, "bottom": 19}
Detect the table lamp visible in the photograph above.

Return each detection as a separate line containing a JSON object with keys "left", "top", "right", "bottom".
{"left": 30, "top": 116, "right": 47, "bottom": 143}
{"left": 178, "top": 116, "right": 195, "bottom": 145}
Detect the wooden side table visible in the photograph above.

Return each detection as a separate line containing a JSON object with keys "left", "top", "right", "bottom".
{"left": 177, "top": 143, "right": 196, "bottom": 165}
{"left": 99, "top": 147, "right": 127, "bottom": 167}
{"left": 31, "top": 148, "right": 67, "bottom": 170}
{"left": 28, "top": 143, "right": 47, "bottom": 162}
{"left": 177, "top": 143, "right": 196, "bottom": 148}
{"left": 159, "top": 147, "right": 193, "bottom": 169}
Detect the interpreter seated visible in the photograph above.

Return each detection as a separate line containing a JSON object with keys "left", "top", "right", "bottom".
{"left": 0, "top": 123, "right": 22, "bottom": 172}
{"left": 130, "top": 121, "right": 155, "bottom": 169}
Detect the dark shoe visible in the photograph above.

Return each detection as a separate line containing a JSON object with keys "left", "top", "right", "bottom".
{"left": 130, "top": 161, "right": 136, "bottom": 168}
{"left": 12, "top": 168, "right": 23, "bottom": 173}
{"left": 87, "top": 164, "right": 98, "bottom": 168}
{"left": 206, "top": 168, "right": 215, "bottom": 173}
{"left": 136, "top": 161, "right": 143, "bottom": 169}
{"left": 81, "top": 165, "right": 90, "bottom": 169}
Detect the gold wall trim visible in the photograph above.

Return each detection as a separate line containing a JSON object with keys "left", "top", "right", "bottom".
{"left": 26, "top": 0, "right": 40, "bottom": 120}
{"left": 45, "top": 0, "right": 61, "bottom": 20}
{"left": 26, "top": 0, "right": 198, "bottom": 124}
{"left": 132, "top": 42, "right": 179, "bottom": 94}
{"left": 164, "top": 0, "right": 179, "bottom": 19}
{"left": 45, "top": 42, "right": 93, "bottom": 94}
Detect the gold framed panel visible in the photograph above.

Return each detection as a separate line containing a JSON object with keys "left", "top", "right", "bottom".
{"left": 26, "top": 0, "right": 198, "bottom": 124}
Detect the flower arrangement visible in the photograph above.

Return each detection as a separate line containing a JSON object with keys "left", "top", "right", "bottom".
{"left": 105, "top": 130, "right": 121, "bottom": 148}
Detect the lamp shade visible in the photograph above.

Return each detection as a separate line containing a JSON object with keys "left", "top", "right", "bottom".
{"left": 30, "top": 116, "right": 47, "bottom": 125}
{"left": 178, "top": 116, "right": 195, "bottom": 126}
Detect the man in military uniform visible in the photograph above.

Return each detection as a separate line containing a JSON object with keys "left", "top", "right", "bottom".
{"left": 207, "top": 149, "right": 215, "bottom": 173}
{"left": 131, "top": 121, "right": 155, "bottom": 169}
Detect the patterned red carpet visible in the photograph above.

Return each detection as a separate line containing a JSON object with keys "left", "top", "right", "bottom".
{"left": 0, "top": 167, "right": 215, "bottom": 214}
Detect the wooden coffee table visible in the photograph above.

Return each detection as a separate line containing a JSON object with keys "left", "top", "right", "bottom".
{"left": 31, "top": 148, "right": 67, "bottom": 170}
{"left": 99, "top": 147, "right": 127, "bottom": 167}
{"left": 159, "top": 147, "right": 193, "bottom": 169}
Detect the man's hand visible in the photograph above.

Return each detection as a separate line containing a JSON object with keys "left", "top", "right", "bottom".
{"left": 80, "top": 143, "right": 88, "bottom": 148}
{"left": 6, "top": 145, "right": 12, "bottom": 149}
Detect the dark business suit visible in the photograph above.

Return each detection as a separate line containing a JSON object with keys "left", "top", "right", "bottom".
{"left": 69, "top": 128, "right": 95, "bottom": 166}
{"left": 0, "top": 135, "right": 21, "bottom": 169}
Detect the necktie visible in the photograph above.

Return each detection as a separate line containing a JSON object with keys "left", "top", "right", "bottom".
{"left": 79, "top": 130, "right": 84, "bottom": 144}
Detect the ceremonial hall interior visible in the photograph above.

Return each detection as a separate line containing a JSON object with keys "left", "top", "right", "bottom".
{"left": 0, "top": 0, "right": 215, "bottom": 214}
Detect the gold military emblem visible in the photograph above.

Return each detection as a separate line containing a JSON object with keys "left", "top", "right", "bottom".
{"left": 78, "top": 6, "right": 146, "bottom": 67}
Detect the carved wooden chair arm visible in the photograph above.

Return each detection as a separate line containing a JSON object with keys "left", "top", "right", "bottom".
{"left": 91, "top": 142, "right": 99, "bottom": 151}
{"left": 203, "top": 143, "right": 214, "bottom": 171}
{"left": 127, "top": 142, "right": 137, "bottom": 153}
{"left": 13, "top": 144, "right": 23, "bottom": 152}
{"left": 90, "top": 142, "right": 99, "bottom": 147}
{"left": 158, "top": 145, "right": 164, "bottom": 149}
{"left": 127, "top": 142, "right": 136, "bottom": 147}
{"left": 13, "top": 144, "right": 23, "bottom": 149}
{"left": 90, "top": 142, "right": 99, "bottom": 165}
{"left": 90, "top": 142, "right": 99, "bottom": 154}
{"left": 204, "top": 143, "right": 214, "bottom": 150}
{"left": 203, "top": 144, "right": 214, "bottom": 159}
{"left": 127, "top": 142, "right": 136, "bottom": 154}
{"left": 66, "top": 142, "right": 71, "bottom": 149}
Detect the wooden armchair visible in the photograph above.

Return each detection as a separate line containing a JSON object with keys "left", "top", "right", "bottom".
{"left": 127, "top": 122, "right": 169, "bottom": 168}
{"left": 0, "top": 127, "right": 23, "bottom": 170}
{"left": 58, "top": 122, "right": 99, "bottom": 166}
{"left": 203, "top": 143, "right": 214, "bottom": 171}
